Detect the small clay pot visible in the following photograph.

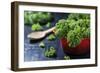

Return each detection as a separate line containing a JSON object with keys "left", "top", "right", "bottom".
{"left": 60, "top": 38, "right": 90, "bottom": 55}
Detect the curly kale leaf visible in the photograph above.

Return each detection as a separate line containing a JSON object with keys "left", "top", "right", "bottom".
{"left": 55, "top": 19, "right": 69, "bottom": 38}
{"left": 24, "top": 11, "right": 54, "bottom": 25}
{"left": 67, "top": 13, "right": 90, "bottom": 21}
{"left": 55, "top": 13, "right": 90, "bottom": 47}
{"left": 31, "top": 23, "right": 43, "bottom": 31}
{"left": 44, "top": 47, "right": 56, "bottom": 58}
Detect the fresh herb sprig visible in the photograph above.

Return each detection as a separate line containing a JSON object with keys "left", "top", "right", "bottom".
{"left": 31, "top": 23, "right": 43, "bottom": 31}
{"left": 55, "top": 13, "right": 90, "bottom": 47}
{"left": 47, "top": 34, "right": 56, "bottom": 41}
{"left": 24, "top": 11, "right": 53, "bottom": 25}
{"left": 44, "top": 47, "right": 56, "bottom": 58}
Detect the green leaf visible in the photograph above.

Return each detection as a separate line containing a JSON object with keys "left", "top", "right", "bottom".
{"left": 55, "top": 13, "right": 90, "bottom": 47}
{"left": 31, "top": 23, "right": 43, "bottom": 31}
{"left": 44, "top": 47, "right": 56, "bottom": 58}
{"left": 64, "top": 56, "right": 70, "bottom": 60}
{"left": 47, "top": 34, "right": 56, "bottom": 41}
{"left": 46, "top": 22, "right": 51, "bottom": 28}
{"left": 39, "top": 42, "right": 45, "bottom": 48}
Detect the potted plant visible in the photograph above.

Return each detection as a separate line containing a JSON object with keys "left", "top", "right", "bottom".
{"left": 55, "top": 13, "right": 90, "bottom": 55}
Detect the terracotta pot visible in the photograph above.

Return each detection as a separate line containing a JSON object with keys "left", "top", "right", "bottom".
{"left": 60, "top": 38, "right": 90, "bottom": 55}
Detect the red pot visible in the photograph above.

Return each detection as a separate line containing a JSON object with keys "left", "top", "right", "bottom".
{"left": 61, "top": 38, "right": 90, "bottom": 55}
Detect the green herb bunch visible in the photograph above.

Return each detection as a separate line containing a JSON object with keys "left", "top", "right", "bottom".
{"left": 55, "top": 13, "right": 90, "bottom": 47}
{"left": 31, "top": 23, "right": 43, "bottom": 31}
{"left": 24, "top": 11, "right": 53, "bottom": 31}
{"left": 44, "top": 47, "right": 56, "bottom": 58}
{"left": 24, "top": 11, "right": 53, "bottom": 25}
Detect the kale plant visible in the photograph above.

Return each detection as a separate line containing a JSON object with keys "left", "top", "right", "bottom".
{"left": 55, "top": 13, "right": 90, "bottom": 47}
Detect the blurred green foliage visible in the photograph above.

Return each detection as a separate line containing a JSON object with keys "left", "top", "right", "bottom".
{"left": 24, "top": 11, "right": 53, "bottom": 25}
